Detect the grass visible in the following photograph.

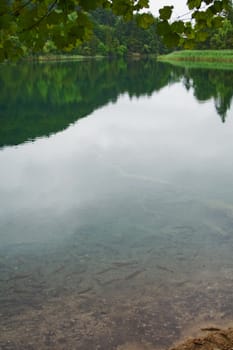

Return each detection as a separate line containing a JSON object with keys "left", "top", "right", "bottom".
{"left": 158, "top": 50, "right": 233, "bottom": 63}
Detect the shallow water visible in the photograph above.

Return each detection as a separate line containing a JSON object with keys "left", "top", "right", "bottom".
{"left": 0, "top": 60, "right": 233, "bottom": 349}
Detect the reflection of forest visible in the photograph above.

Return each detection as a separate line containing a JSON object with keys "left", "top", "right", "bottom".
{"left": 0, "top": 59, "right": 174, "bottom": 148}
{"left": 0, "top": 60, "right": 233, "bottom": 148}
{"left": 182, "top": 68, "right": 233, "bottom": 123}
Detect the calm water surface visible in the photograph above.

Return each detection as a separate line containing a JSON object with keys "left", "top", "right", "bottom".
{"left": 0, "top": 60, "right": 233, "bottom": 349}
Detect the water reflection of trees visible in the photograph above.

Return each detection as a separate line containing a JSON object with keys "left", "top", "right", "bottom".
{"left": 181, "top": 68, "right": 233, "bottom": 123}
{"left": 0, "top": 60, "right": 233, "bottom": 148}
{"left": 0, "top": 59, "right": 175, "bottom": 148}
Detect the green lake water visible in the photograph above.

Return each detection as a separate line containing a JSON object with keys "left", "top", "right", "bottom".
{"left": 0, "top": 59, "right": 233, "bottom": 349}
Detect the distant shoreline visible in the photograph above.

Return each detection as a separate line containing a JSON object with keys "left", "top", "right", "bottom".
{"left": 26, "top": 54, "right": 105, "bottom": 62}
{"left": 25, "top": 53, "right": 157, "bottom": 62}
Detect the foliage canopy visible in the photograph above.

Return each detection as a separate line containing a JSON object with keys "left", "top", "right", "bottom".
{"left": 0, "top": 0, "right": 232, "bottom": 60}
{"left": 158, "top": 0, "right": 232, "bottom": 48}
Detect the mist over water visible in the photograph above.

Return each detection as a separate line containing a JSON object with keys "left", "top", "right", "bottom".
{"left": 0, "top": 59, "right": 233, "bottom": 349}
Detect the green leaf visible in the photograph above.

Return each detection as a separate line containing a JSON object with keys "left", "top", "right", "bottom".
{"left": 192, "top": 10, "right": 207, "bottom": 20}
{"left": 187, "top": 0, "right": 202, "bottom": 10}
{"left": 134, "top": 0, "right": 149, "bottom": 11}
{"left": 111, "top": 0, "right": 132, "bottom": 16}
{"left": 159, "top": 6, "right": 173, "bottom": 20}
{"left": 68, "top": 11, "right": 78, "bottom": 22}
{"left": 136, "top": 13, "right": 154, "bottom": 29}
{"left": 183, "top": 39, "right": 195, "bottom": 49}
{"left": 163, "top": 32, "right": 180, "bottom": 47}
{"left": 171, "top": 21, "right": 185, "bottom": 33}
{"left": 157, "top": 20, "right": 171, "bottom": 36}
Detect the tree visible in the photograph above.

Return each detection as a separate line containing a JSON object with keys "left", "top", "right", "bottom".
{"left": 74, "top": 9, "right": 160, "bottom": 57}
{"left": 0, "top": 0, "right": 153, "bottom": 60}
{"left": 0, "top": 0, "right": 232, "bottom": 61}
{"left": 210, "top": 19, "right": 233, "bottom": 48}
{"left": 157, "top": 0, "right": 233, "bottom": 48}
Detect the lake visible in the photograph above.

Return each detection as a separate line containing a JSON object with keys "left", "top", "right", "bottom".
{"left": 0, "top": 59, "right": 233, "bottom": 350}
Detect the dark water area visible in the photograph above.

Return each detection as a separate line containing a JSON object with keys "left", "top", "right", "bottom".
{"left": 0, "top": 59, "right": 233, "bottom": 349}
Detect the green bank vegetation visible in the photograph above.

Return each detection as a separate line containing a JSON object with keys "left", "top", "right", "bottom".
{"left": 158, "top": 50, "right": 233, "bottom": 63}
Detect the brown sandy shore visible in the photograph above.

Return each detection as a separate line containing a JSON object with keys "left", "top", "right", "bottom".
{"left": 119, "top": 328, "right": 233, "bottom": 350}
{"left": 170, "top": 327, "right": 233, "bottom": 350}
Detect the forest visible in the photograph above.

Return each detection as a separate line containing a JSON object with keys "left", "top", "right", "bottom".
{"left": 41, "top": 7, "right": 233, "bottom": 57}
{"left": 41, "top": 9, "right": 165, "bottom": 57}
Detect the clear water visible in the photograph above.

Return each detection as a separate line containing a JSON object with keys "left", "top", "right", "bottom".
{"left": 0, "top": 60, "right": 233, "bottom": 349}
